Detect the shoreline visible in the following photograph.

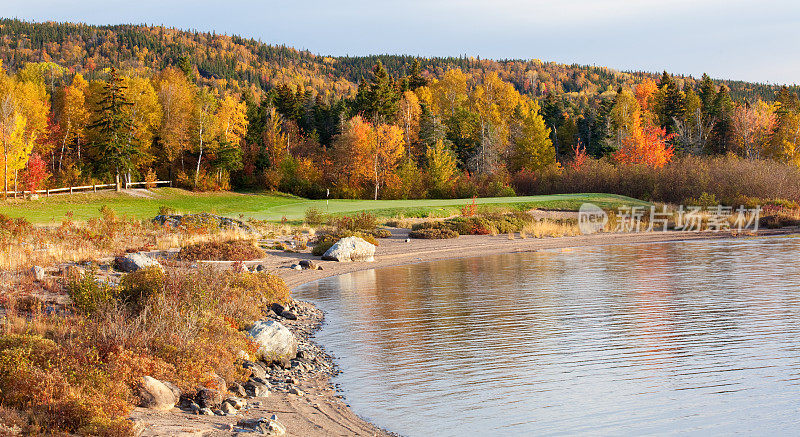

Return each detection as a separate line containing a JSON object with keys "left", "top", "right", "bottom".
{"left": 133, "top": 227, "right": 799, "bottom": 436}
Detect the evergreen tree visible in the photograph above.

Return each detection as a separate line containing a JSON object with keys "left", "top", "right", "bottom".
{"left": 707, "top": 86, "right": 735, "bottom": 154}
{"left": 88, "top": 68, "right": 135, "bottom": 189}
{"left": 657, "top": 71, "right": 684, "bottom": 135}
{"left": 407, "top": 59, "right": 427, "bottom": 90}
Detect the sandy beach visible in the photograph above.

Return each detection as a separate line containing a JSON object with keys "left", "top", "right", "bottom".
{"left": 131, "top": 227, "right": 798, "bottom": 436}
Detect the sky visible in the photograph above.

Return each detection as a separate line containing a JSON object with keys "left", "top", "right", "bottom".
{"left": 2, "top": 0, "right": 798, "bottom": 85}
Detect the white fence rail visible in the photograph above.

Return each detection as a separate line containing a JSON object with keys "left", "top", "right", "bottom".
{"left": 1, "top": 180, "right": 172, "bottom": 198}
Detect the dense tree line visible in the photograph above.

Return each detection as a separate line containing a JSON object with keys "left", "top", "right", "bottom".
{"left": 2, "top": 19, "right": 800, "bottom": 201}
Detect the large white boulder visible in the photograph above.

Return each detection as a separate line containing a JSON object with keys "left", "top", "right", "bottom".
{"left": 115, "top": 253, "right": 162, "bottom": 272}
{"left": 321, "top": 236, "right": 375, "bottom": 262}
{"left": 248, "top": 320, "right": 297, "bottom": 361}
{"left": 137, "top": 376, "right": 177, "bottom": 410}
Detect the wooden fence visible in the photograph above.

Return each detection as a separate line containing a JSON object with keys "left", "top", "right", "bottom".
{"left": 1, "top": 180, "right": 172, "bottom": 198}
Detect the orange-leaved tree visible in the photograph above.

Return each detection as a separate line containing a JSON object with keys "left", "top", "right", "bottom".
{"left": 614, "top": 122, "right": 675, "bottom": 168}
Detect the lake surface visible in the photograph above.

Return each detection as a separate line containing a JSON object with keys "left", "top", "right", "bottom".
{"left": 294, "top": 237, "right": 800, "bottom": 436}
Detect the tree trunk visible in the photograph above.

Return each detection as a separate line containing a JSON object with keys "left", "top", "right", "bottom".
{"left": 116, "top": 172, "right": 121, "bottom": 192}
{"left": 13, "top": 169, "right": 17, "bottom": 199}
{"left": 3, "top": 152, "right": 7, "bottom": 200}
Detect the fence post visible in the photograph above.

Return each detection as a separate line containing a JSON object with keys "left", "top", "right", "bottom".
{"left": 46, "top": 189, "right": 50, "bottom": 197}
{"left": 93, "top": 184, "right": 96, "bottom": 193}
{"left": 69, "top": 186, "right": 73, "bottom": 194}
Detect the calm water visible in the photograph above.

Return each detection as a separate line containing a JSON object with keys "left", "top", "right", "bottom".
{"left": 294, "top": 237, "right": 800, "bottom": 436}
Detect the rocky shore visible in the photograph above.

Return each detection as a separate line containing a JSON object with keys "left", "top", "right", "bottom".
{"left": 131, "top": 297, "right": 389, "bottom": 436}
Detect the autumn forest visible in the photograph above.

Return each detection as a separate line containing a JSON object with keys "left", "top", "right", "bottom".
{"left": 2, "top": 19, "right": 800, "bottom": 203}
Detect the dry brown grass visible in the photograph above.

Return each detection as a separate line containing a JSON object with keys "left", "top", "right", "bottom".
{"left": 0, "top": 266, "right": 291, "bottom": 435}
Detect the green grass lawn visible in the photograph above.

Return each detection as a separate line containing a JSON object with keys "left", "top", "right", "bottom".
{"left": 0, "top": 188, "right": 649, "bottom": 224}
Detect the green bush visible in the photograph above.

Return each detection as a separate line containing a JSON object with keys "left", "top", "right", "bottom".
{"left": 66, "top": 269, "right": 115, "bottom": 314}
{"left": 118, "top": 267, "right": 166, "bottom": 309}
{"left": 409, "top": 228, "right": 459, "bottom": 239}
{"left": 304, "top": 207, "right": 328, "bottom": 226}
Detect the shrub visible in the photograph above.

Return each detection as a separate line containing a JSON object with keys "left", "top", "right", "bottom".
{"left": 409, "top": 228, "right": 459, "bottom": 239}
{"left": 118, "top": 267, "right": 166, "bottom": 310}
{"left": 67, "top": 269, "right": 115, "bottom": 314}
{"left": 332, "top": 212, "right": 377, "bottom": 232}
{"left": 158, "top": 205, "right": 177, "bottom": 215}
{"left": 0, "top": 334, "right": 133, "bottom": 435}
{"left": 179, "top": 239, "right": 265, "bottom": 261}
{"left": 304, "top": 207, "right": 328, "bottom": 226}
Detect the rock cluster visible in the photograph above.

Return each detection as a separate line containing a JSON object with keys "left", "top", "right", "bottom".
{"left": 153, "top": 213, "right": 254, "bottom": 233}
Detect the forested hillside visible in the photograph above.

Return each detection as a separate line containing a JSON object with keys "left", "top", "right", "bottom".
{"left": 1, "top": 18, "right": 800, "bottom": 203}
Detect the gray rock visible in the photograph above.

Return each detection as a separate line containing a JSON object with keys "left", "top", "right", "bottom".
{"left": 229, "top": 382, "right": 247, "bottom": 398}
{"left": 238, "top": 416, "right": 286, "bottom": 436}
{"left": 280, "top": 310, "right": 297, "bottom": 320}
{"left": 291, "top": 264, "right": 302, "bottom": 270}
{"left": 220, "top": 401, "right": 238, "bottom": 415}
{"left": 196, "top": 388, "right": 223, "bottom": 408}
{"left": 288, "top": 386, "right": 303, "bottom": 396}
{"left": 114, "top": 253, "right": 162, "bottom": 273}
{"left": 30, "top": 265, "right": 45, "bottom": 281}
{"left": 244, "top": 380, "right": 270, "bottom": 397}
{"left": 199, "top": 407, "right": 214, "bottom": 416}
{"left": 163, "top": 381, "right": 181, "bottom": 401}
{"left": 321, "top": 236, "right": 376, "bottom": 262}
{"left": 223, "top": 397, "right": 246, "bottom": 410}
{"left": 137, "top": 376, "right": 177, "bottom": 410}
{"left": 271, "top": 303, "right": 285, "bottom": 317}
{"left": 248, "top": 320, "right": 298, "bottom": 361}
{"left": 186, "top": 402, "right": 201, "bottom": 415}
{"left": 298, "top": 259, "right": 318, "bottom": 270}
{"left": 243, "top": 360, "right": 268, "bottom": 379}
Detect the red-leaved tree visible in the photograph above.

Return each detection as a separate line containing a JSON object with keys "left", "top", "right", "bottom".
{"left": 24, "top": 153, "right": 49, "bottom": 192}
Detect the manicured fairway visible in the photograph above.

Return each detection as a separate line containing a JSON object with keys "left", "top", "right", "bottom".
{"left": 0, "top": 188, "right": 649, "bottom": 224}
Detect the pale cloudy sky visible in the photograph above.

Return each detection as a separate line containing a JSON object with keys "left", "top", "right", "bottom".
{"left": 2, "top": 0, "right": 798, "bottom": 84}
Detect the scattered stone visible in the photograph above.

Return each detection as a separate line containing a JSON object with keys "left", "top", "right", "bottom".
{"left": 114, "top": 253, "right": 162, "bottom": 273}
{"left": 288, "top": 387, "right": 304, "bottom": 396}
{"left": 196, "top": 388, "right": 223, "bottom": 409}
{"left": 248, "top": 320, "right": 298, "bottom": 361}
{"left": 137, "top": 376, "right": 177, "bottom": 410}
{"left": 244, "top": 380, "right": 270, "bottom": 397}
{"left": 298, "top": 259, "right": 319, "bottom": 270}
{"left": 199, "top": 407, "right": 214, "bottom": 416}
{"left": 291, "top": 264, "right": 302, "bottom": 270}
{"left": 185, "top": 401, "right": 201, "bottom": 415}
{"left": 243, "top": 360, "right": 268, "bottom": 379}
{"left": 30, "top": 265, "right": 46, "bottom": 281}
{"left": 405, "top": 238, "right": 411, "bottom": 243}
{"left": 280, "top": 310, "right": 297, "bottom": 320}
{"left": 220, "top": 402, "right": 238, "bottom": 415}
{"left": 271, "top": 303, "right": 285, "bottom": 317}
{"left": 238, "top": 416, "right": 286, "bottom": 436}
{"left": 321, "top": 236, "right": 376, "bottom": 262}
{"left": 255, "top": 264, "right": 266, "bottom": 272}
{"left": 223, "top": 397, "right": 247, "bottom": 411}
{"left": 229, "top": 382, "right": 247, "bottom": 398}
